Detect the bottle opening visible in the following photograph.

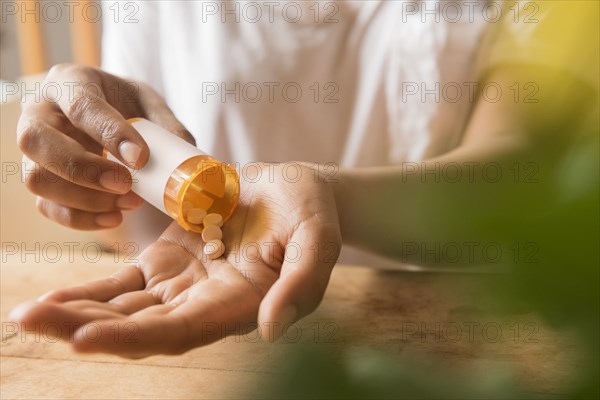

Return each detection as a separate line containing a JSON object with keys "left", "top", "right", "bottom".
{"left": 164, "top": 155, "right": 240, "bottom": 233}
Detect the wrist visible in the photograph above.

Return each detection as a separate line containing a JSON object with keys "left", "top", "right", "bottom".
{"left": 298, "top": 161, "right": 350, "bottom": 241}
{"left": 324, "top": 165, "right": 353, "bottom": 244}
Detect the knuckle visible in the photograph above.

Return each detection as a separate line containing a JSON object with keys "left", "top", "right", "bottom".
{"left": 35, "top": 197, "right": 50, "bottom": 218}
{"left": 47, "top": 63, "right": 74, "bottom": 77}
{"left": 59, "top": 206, "right": 78, "bottom": 227}
{"left": 47, "top": 63, "right": 92, "bottom": 79}
{"left": 38, "top": 199, "right": 90, "bottom": 229}
{"left": 94, "top": 118, "right": 121, "bottom": 145}
{"left": 65, "top": 93, "right": 91, "bottom": 122}
{"left": 46, "top": 111, "right": 72, "bottom": 133}
{"left": 16, "top": 119, "right": 43, "bottom": 154}
{"left": 36, "top": 198, "right": 77, "bottom": 228}
{"left": 39, "top": 290, "right": 66, "bottom": 303}
{"left": 59, "top": 153, "right": 84, "bottom": 182}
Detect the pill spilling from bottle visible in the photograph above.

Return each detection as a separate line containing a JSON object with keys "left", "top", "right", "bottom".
{"left": 185, "top": 208, "right": 226, "bottom": 259}
{"left": 204, "top": 240, "right": 225, "bottom": 260}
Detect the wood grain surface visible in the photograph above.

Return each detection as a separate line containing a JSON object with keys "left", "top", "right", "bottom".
{"left": 0, "top": 253, "right": 579, "bottom": 399}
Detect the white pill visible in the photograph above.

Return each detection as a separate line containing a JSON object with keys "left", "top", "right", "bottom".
{"left": 202, "top": 224, "right": 223, "bottom": 242}
{"left": 204, "top": 240, "right": 225, "bottom": 259}
{"left": 203, "top": 213, "right": 223, "bottom": 227}
{"left": 186, "top": 208, "right": 207, "bottom": 224}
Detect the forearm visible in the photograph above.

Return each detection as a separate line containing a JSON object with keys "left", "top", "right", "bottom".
{"left": 332, "top": 64, "right": 595, "bottom": 266}
{"left": 332, "top": 141, "right": 561, "bottom": 266}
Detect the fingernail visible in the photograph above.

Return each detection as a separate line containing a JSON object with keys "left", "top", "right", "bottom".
{"left": 95, "top": 212, "right": 122, "bottom": 227}
{"left": 99, "top": 170, "right": 129, "bottom": 193}
{"left": 116, "top": 192, "right": 143, "bottom": 209}
{"left": 118, "top": 140, "right": 142, "bottom": 168}
{"left": 271, "top": 305, "right": 297, "bottom": 342}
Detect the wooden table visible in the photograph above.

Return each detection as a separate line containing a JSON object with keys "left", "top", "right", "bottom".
{"left": 1, "top": 253, "right": 579, "bottom": 399}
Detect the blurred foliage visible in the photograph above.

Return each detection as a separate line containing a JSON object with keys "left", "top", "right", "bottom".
{"left": 263, "top": 346, "right": 520, "bottom": 400}
{"left": 492, "top": 125, "right": 599, "bottom": 399}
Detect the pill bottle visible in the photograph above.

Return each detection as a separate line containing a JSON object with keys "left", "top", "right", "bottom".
{"left": 107, "top": 118, "right": 240, "bottom": 233}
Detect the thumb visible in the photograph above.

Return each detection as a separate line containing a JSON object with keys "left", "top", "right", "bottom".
{"left": 258, "top": 223, "right": 341, "bottom": 342}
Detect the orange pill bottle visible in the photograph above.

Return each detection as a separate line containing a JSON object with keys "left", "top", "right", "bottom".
{"left": 108, "top": 118, "right": 240, "bottom": 233}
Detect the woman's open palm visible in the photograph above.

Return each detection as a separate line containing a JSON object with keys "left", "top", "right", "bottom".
{"left": 10, "top": 163, "right": 341, "bottom": 358}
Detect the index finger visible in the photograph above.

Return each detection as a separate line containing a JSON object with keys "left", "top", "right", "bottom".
{"left": 53, "top": 74, "right": 149, "bottom": 169}
{"left": 38, "top": 265, "right": 146, "bottom": 303}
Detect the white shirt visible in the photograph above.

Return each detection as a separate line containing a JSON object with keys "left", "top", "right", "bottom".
{"left": 101, "top": 1, "right": 493, "bottom": 165}
{"left": 101, "top": 1, "right": 597, "bottom": 269}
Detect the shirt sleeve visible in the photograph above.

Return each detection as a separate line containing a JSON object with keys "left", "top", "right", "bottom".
{"left": 476, "top": 0, "right": 599, "bottom": 91}
{"left": 100, "top": 1, "right": 164, "bottom": 94}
